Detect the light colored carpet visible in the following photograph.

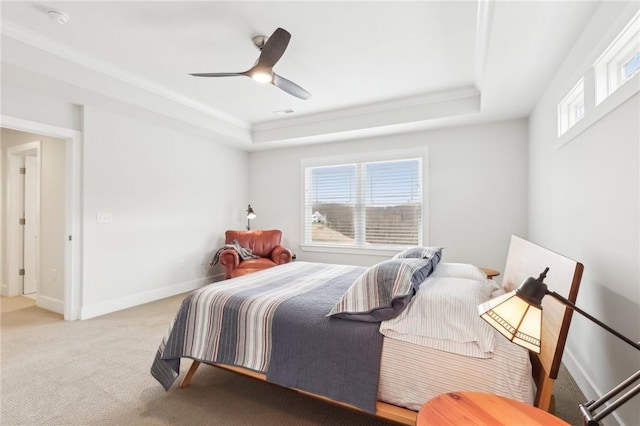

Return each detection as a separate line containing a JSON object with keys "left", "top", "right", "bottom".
{"left": 1, "top": 295, "right": 586, "bottom": 425}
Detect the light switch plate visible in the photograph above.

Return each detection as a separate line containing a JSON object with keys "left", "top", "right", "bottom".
{"left": 96, "top": 212, "right": 113, "bottom": 223}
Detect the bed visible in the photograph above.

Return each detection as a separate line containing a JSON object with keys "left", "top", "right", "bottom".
{"left": 151, "top": 236, "right": 583, "bottom": 425}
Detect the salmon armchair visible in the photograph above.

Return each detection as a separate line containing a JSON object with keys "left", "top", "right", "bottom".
{"left": 220, "top": 230, "right": 292, "bottom": 279}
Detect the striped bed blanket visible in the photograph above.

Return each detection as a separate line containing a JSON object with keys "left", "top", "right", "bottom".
{"left": 151, "top": 261, "right": 384, "bottom": 413}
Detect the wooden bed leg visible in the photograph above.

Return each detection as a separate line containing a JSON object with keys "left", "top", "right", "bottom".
{"left": 180, "top": 360, "right": 201, "bottom": 388}
{"left": 535, "top": 375, "right": 555, "bottom": 411}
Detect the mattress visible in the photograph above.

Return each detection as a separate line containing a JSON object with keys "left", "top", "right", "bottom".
{"left": 377, "top": 333, "right": 534, "bottom": 411}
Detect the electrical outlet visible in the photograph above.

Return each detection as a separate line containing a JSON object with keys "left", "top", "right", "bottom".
{"left": 96, "top": 212, "right": 113, "bottom": 224}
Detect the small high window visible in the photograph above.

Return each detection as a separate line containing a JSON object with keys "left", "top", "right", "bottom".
{"left": 558, "top": 79, "right": 585, "bottom": 136}
{"left": 594, "top": 10, "right": 640, "bottom": 104}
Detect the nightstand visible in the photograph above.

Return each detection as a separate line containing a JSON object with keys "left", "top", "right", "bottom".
{"left": 417, "top": 392, "right": 570, "bottom": 426}
{"left": 480, "top": 267, "right": 500, "bottom": 279}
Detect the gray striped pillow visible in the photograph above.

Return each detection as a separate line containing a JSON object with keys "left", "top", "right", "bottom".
{"left": 393, "top": 246, "right": 442, "bottom": 260}
{"left": 327, "top": 249, "right": 441, "bottom": 322}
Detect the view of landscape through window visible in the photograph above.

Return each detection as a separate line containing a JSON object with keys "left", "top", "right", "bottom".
{"left": 306, "top": 159, "right": 422, "bottom": 247}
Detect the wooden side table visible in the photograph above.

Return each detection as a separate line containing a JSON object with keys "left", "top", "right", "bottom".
{"left": 417, "top": 392, "right": 570, "bottom": 426}
{"left": 480, "top": 267, "right": 500, "bottom": 279}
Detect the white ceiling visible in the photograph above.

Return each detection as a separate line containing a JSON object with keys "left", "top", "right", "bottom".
{"left": 1, "top": 1, "right": 601, "bottom": 149}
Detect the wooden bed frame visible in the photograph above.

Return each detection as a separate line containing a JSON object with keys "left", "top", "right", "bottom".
{"left": 179, "top": 235, "right": 583, "bottom": 425}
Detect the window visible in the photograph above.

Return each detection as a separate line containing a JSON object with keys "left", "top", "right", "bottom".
{"left": 622, "top": 51, "right": 640, "bottom": 81}
{"left": 303, "top": 155, "right": 423, "bottom": 250}
{"left": 595, "top": 10, "right": 640, "bottom": 104}
{"left": 558, "top": 79, "right": 585, "bottom": 136}
{"left": 557, "top": 8, "right": 640, "bottom": 146}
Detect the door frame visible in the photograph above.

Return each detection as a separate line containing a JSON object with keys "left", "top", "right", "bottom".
{"left": 6, "top": 142, "right": 41, "bottom": 298}
{"left": 2, "top": 115, "right": 82, "bottom": 320}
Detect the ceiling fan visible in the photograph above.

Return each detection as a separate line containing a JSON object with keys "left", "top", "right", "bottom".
{"left": 190, "top": 27, "right": 311, "bottom": 100}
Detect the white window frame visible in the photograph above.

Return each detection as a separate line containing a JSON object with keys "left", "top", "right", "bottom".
{"left": 595, "top": 10, "right": 640, "bottom": 105}
{"left": 558, "top": 79, "right": 585, "bottom": 136}
{"left": 300, "top": 148, "right": 428, "bottom": 256}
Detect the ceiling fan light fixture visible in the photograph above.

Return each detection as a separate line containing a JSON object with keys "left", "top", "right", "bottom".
{"left": 251, "top": 71, "right": 273, "bottom": 84}
{"left": 189, "top": 28, "right": 310, "bottom": 100}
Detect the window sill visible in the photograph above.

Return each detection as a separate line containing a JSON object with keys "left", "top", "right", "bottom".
{"left": 558, "top": 73, "right": 639, "bottom": 149}
{"left": 299, "top": 243, "right": 403, "bottom": 257}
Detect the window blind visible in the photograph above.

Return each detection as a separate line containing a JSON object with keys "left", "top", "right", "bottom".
{"left": 304, "top": 158, "right": 422, "bottom": 248}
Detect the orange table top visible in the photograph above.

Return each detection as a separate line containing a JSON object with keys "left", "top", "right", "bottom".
{"left": 417, "top": 392, "right": 571, "bottom": 426}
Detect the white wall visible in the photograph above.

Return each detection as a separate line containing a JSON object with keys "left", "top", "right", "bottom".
{"left": 80, "top": 105, "right": 249, "bottom": 318}
{"left": 529, "top": 3, "right": 639, "bottom": 425}
{"left": 249, "top": 119, "right": 529, "bottom": 271}
{"left": 1, "top": 129, "right": 66, "bottom": 312}
{"left": 1, "top": 82, "right": 82, "bottom": 132}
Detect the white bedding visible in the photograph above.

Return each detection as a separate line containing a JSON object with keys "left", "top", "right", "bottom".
{"left": 378, "top": 332, "right": 534, "bottom": 410}
{"left": 377, "top": 262, "right": 534, "bottom": 410}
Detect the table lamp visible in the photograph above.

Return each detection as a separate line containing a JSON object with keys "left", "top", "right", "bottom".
{"left": 478, "top": 267, "right": 640, "bottom": 426}
{"left": 246, "top": 204, "right": 256, "bottom": 230}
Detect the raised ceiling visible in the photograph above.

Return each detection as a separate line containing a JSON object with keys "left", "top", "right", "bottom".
{"left": 1, "top": 1, "right": 601, "bottom": 149}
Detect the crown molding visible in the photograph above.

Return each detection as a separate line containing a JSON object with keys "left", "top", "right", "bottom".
{"left": 251, "top": 86, "right": 481, "bottom": 145}
{"left": 253, "top": 86, "right": 480, "bottom": 131}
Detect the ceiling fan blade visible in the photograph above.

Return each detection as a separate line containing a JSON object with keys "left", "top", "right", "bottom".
{"left": 256, "top": 28, "right": 291, "bottom": 69}
{"left": 189, "top": 72, "right": 246, "bottom": 77}
{"left": 273, "top": 73, "right": 311, "bottom": 100}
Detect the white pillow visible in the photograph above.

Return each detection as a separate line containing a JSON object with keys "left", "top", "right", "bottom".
{"left": 379, "top": 275, "right": 498, "bottom": 358}
{"left": 431, "top": 263, "right": 500, "bottom": 291}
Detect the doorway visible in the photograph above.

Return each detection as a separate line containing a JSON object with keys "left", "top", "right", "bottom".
{"left": 2, "top": 116, "right": 82, "bottom": 320}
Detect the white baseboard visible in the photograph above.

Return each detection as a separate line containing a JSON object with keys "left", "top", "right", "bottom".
{"left": 1, "top": 284, "right": 8, "bottom": 297}
{"left": 79, "top": 275, "right": 222, "bottom": 320}
{"left": 562, "top": 349, "right": 624, "bottom": 426}
{"left": 37, "top": 294, "right": 64, "bottom": 314}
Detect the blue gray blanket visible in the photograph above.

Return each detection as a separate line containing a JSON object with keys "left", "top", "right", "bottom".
{"left": 267, "top": 266, "right": 382, "bottom": 413}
